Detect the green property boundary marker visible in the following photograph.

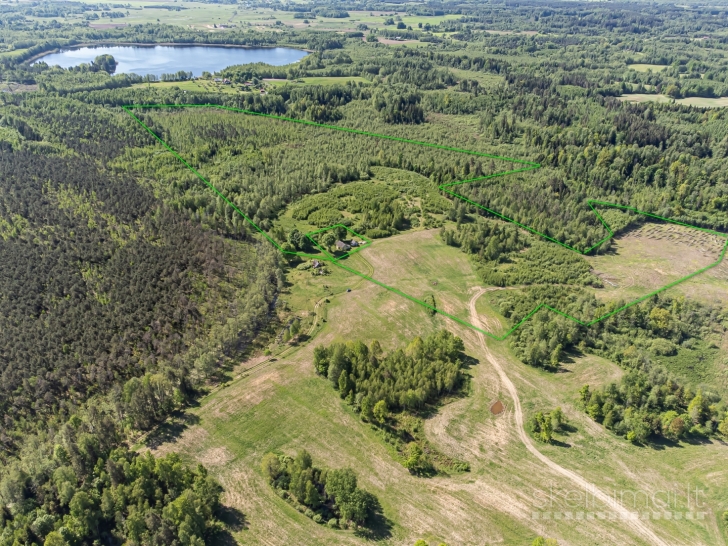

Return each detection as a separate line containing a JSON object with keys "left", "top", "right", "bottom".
{"left": 122, "top": 103, "right": 728, "bottom": 340}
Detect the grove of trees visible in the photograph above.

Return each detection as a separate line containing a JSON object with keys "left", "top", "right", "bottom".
{"left": 261, "top": 450, "right": 379, "bottom": 529}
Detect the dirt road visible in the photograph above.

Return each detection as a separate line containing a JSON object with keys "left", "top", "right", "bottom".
{"left": 468, "top": 288, "right": 670, "bottom": 546}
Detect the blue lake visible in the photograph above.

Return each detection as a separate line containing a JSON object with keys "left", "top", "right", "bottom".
{"left": 34, "top": 45, "right": 308, "bottom": 77}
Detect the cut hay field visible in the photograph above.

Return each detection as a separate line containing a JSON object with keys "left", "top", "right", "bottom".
{"left": 627, "top": 64, "right": 669, "bottom": 72}
{"left": 352, "top": 229, "right": 479, "bottom": 327}
{"left": 131, "top": 80, "right": 242, "bottom": 93}
{"left": 586, "top": 222, "right": 728, "bottom": 306}
{"left": 263, "top": 76, "right": 370, "bottom": 87}
{"left": 144, "top": 226, "right": 728, "bottom": 546}
{"left": 619, "top": 94, "right": 728, "bottom": 108}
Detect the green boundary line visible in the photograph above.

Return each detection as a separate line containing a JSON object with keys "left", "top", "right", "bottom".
{"left": 122, "top": 103, "right": 728, "bottom": 340}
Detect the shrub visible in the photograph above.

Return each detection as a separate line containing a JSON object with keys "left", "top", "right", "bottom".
{"left": 651, "top": 338, "right": 677, "bottom": 356}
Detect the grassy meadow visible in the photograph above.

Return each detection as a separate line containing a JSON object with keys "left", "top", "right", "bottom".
{"left": 619, "top": 94, "right": 728, "bottom": 108}
{"left": 145, "top": 224, "right": 728, "bottom": 546}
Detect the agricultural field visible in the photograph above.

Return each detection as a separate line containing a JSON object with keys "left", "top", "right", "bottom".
{"left": 21, "top": 2, "right": 463, "bottom": 33}
{"left": 263, "top": 76, "right": 370, "bottom": 87}
{"left": 131, "top": 79, "right": 242, "bottom": 93}
{"left": 628, "top": 64, "right": 669, "bottom": 73}
{"left": 619, "top": 94, "right": 728, "bottom": 107}
{"left": 586, "top": 223, "right": 728, "bottom": 305}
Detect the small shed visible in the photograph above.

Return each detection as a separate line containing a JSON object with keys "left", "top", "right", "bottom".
{"left": 335, "top": 240, "right": 351, "bottom": 251}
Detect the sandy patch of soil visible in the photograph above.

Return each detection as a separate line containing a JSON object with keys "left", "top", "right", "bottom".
{"left": 197, "top": 446, "right": 235, "bottom": 467}
{"left": 205, "top": 369, "right": 284, "bottom": 420}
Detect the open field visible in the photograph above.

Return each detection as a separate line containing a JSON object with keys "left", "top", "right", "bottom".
{"left": 24, "top": 3, "right": 462, "bottom": 33}
{"left": 628, "top": 64, "right": 669, "bottom": 72}
{"left": 131, "top": 76, "right": 368, "bottom": 95}
{"left": 586, "top": 222, "right": 728, "bottom": 306}
{"left": 131, "top": 79, "right": 242, "bottom": 93}
{"left": 375, "top": 38, "right": 422, "bottom": 46}
{"left": 263, "top": 76, "right": 370, "bottom": 86}
{"left": 447, "top": 68, "right": 505, "bottom": 89}
{"left": 354, "top": 229, "right": 479, "bottom": 327}
{"left": 619, "top": 94, "right": 728, "bottom": 108}
{"left": 144, "top": 226, "right": 728, "bottom": 546}
{"left": 0, "top": 82, "right": 38, "bottom": 93}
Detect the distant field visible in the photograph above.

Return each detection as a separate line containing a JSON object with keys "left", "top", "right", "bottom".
{"left": 0, "top": 48, "right": 30, "bottom": 60}
{"left": 619, "top": 93, "right": 728, "bottom": 107}
{"left": 483, "top": 29, "right": 539, "bottom": 35}
{"left": 27, "top": 3, "right": 462, "bottom": 32}
{"left": 130, "top": 80, "right": 241, "bottom": 94}
{"left": 675, "top": 96, "right": 728, "bottom": 107}
{"left": 375, "top": 38, "right": 421, "bottom": 46}
{"left": 263, "top": 76, "right": 370, "bottom": 86}
{"left": 130, "top": 77, "right": 369, "bottom": 93}
{"left": 627, "top": 63, "right": 668, "bottom": 72}
{"left": 448, "top": 68, "right": 505, "bottom": 89}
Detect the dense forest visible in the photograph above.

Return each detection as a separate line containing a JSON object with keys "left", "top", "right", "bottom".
{"left": 0, "top": 99, "right": 283, "bottom": 446}
{"left": 0, "top": 399, "right": 224, "bottom": 546}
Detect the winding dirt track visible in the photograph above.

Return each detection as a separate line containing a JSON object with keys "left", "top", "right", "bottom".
{"left": 468, "top": 288, "right": 669, "bottom": 546}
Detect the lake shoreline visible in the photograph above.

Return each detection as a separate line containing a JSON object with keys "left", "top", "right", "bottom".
{"left": 27, "top": 42, "right": 311, "bottom": 65}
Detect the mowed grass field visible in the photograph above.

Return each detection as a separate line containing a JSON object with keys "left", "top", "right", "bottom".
{"left": 131, "top": 80, "right": 241, "bottom": 93}
{"left": 263, "top": 76, "right": 370, "bottom": 87}
{"left": 586, "top": 222, "right": 728, "bottom": 306}
{"left": 130, "top": 77, "right": 369, "bottom": 95}
{"left": 619, "top": 94, "right": 728, "bottom": 108}
{"left": 627, "top": 64, "right": 669, "bottom": 72}
{"left": 145, "top": 225, "right": 728, "bottom": 546}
